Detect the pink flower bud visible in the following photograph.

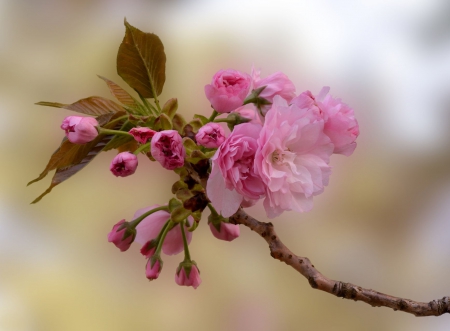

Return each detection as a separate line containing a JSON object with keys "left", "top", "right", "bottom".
{"left": 195, "top": 123, "right": 226, "bottom": 148}
{"left": 61, "top": 116, "right": 99, "bottom": 144}
{"left": 140, "top": 242, "right": 156, "bottom": 258}
{"left": 129, "top": 127, "right": 156, "bottom": 144}
{"left": 209, "top": 222, "right": 240, "bottom": 242}
{"left": 107, "top": 219, "right": 135, "bottom": 252}
{"left": 205, "top": 69, "right": 251, "bottom": 113}
{"left": 252, "top": 69, "right": 296, "bottom": 104}
{"left": 151, "top": 130, "right": 185, "bottom": 170}
{"left": 175, "top": 264, "right": 201, "bottom": 289}
{"left": 145, "top": 255, "right": 162, "bottom": 280}
{"left": 109, "top": 152, "right": 138, "bottom": 177}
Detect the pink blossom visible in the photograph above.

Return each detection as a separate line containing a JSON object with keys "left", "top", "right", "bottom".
{"left": 232, "top": 104, "right": 263, "bottom": 125}
{"left": 134, "top": 205, "right": 192, "bottom": 256}
{"left": 252, "top": 68, "right": 296, "bottom": 104}
{"left": 254, "top": 96, "right": 334, "bottom": 218}
{"left": 205, "top": 69, "right": 251, "bottom": 113}
{"left": 292, "top": 87, "right": 359, "bottom": 156}
{"left": 207, "top": 123, "right": 265, "bottom": 217}
{"left": 151, "top": 130, "right": 185, "bottom": 170}
{"left": 195, "top": 123, "right": 226, "bottom": 148}
{"left": 129, "top": 127, "right": 156, "bottom": 144}
{"left": 145, "top": 253, "right": 162, "bottom": 281}
{"left": 175, "top": 264, "right": 201, "bottom": 289}
{"left": 109, "top": 152, "right": 138, "bottom": 177}
{"left": 61, "top": 116, "right": 98, "bottom": 144}
{"left": 107, "top": 219, "right": 135, "bottom": 252}
{"left": 209, "top": 222, "right": 240, "bottom": 241}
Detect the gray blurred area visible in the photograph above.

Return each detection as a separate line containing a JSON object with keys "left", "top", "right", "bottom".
{"left": 1, "top": 0, "right": 450, "bottom": 330}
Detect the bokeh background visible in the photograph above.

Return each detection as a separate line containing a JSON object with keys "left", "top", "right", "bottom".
{"left": 1, "top": 0, "right": 450, "bottom": 330}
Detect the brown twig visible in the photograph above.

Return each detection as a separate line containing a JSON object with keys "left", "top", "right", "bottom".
{"left": 229, "top": 209, "right": 450, "bottom": 317}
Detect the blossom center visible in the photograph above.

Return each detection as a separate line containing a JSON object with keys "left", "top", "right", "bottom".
{"left": 271, "top": 148, "right": 294, "bottom": 166}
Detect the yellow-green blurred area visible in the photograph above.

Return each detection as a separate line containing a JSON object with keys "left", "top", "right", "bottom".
{"left": 1, "top": 0, "right": 450, "bottom": 330}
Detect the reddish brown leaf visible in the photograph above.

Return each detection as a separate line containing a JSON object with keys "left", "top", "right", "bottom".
{"left": 36, "top": 96, "right": 124, "bottom": 116}
{"left": 117, "top": 19, "right": 166, "bottom": 98}
{"left": 97, "top": 75, "right": 142, "bottom": 110}
{"left": 29, "top": 111, "right": 127, "bottom": 203}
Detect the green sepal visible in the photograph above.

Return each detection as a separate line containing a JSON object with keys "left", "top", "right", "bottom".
{"left": 225, "top": 112, "right": 252, "bottom": 131}
{"left": 176, "top": 260, "right": 199, "bottom": 278}
{"left": 242, "top": 86, "right": 270, "bottom": 105}
{"left": 186, "top": 150, "right": 207, "bottom": 164}
{"left": 168, "top": 198, "right": 182, "bottom": 212}
{"left": 171, "top": 206, "right": 191, "bottom": 223}
{"left": 162, "top": 98, "right": 178, "bottom": 119}
{"left": 171, "top": 180, "right": 188, "bottom": 194}
{"left": 182, "top": 137, "right": 199, "bottom": 154}
{"left": 187, "top": 118, "right": 203, "bottom": 133}
{"left": 175, "top": 188, "right": 194, "bottom": 202}
{"left": 193, "top": 114, "right": 209, "bottom": 125}
{"left": 174, "top": 166, "right": 188, "bottom": 177}
{"left": 154, "top": 113, "right": 172, "bottom": 131}
{"left": 187, "top": 217, "right": 200, "bottom": 232}
{"left": 172, "top": 113, "right": 187, "bottom": 135}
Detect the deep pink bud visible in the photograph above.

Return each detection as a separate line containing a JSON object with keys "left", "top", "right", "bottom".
{"left": 107, "top": 219, "right": 135, "bottom": 252}
{"left": 61, "top": 116, "right": 98, "bottom": 144}
{"left": 209, "top": 222, "right": 240, "bottom": 242}
{"left": 145, "top": 254, "right": 162, "bottom": 280}
{"left": 205, "top": 69, "right": 251, "bottom": 113}
{"left": 140, "top": 242, "right": 157, "bottom": 258}
{"left": 175, "top": 264, "right": 201, "bottom": 289}
{"left": 109, "top": 152, "right": 138, "bottom": 177}
{"left": 129, "top": 127, "right": 156, "bottom": 144}
{"left": 151, "top": 130, "right": 185, "bottom": 170}
{"left": 195, "top": 123, "right": 226, "bottom": 148}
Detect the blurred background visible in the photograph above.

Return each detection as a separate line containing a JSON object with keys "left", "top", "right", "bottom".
{"left": 1, "top": 0, "right": 450, "bottom": 330}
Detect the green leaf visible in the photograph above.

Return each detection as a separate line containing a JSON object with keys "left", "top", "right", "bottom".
{"left": 162, "top": 98, "right": 178, "bottom": 119}
{"left": 97, "top": 75, "right": 145, "bottom": 113}
{"left": 117, "top": 19, "right": 166, "bottom": 98}
{"left": 182, "top": 137, "right": 199, "bottom": 154}
{"left": 29, "top": 112, "right": 126, "bottom": 203}
{"left": 36, "top": 96, "right": 124, "bottom": 116}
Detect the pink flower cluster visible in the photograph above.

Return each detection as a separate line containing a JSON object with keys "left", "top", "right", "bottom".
{"left": 205, "top": 68, "right": 359, "bottom": 218}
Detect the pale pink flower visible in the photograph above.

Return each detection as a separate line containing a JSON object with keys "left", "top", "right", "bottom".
{"left": 109, "top": 152, "right": 138, "bottom": 177}
{"left": 175, "top": 264, "right": 201, "bottom": 289}
{"left": 134, "top": 205, "right": 192, "bottom": 256}
{"left": 129, "top": 127, "right": 156, "bottom": 144}
{"left": 254, "top": 96, "right": 334, "bottom": 218}
{"left": 292, "top": 87, "right": 359, "bottom": 156}
{"left": 107, "top": 219, "right": 135, "bottom": 252}
{"left": 151, "top": 130, "right": 185, "bottom": 170}
{"left": 61, "top": 116, "right": 98, "bottom": 144}
{"left": 205, "top": 69, "right": 251, "bottom": 113}
{"left": 209, "top": 222, "right": 240, "bottom": 241}
{"left": 145, "top": 253, "right": 162, "bottom": 280}
{"left": 232, "top": 104, "right": 263, "bottom": 125}
{"left": 252, "top": 68, "right": 296, "bottom": 104}
{"left": 207, "top": 123, "right": 265, "bottom": 217}
{"left": 195, "top": 123, "right": 226, "bottom": 148}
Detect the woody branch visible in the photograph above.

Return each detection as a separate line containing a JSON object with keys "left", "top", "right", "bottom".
{"left": 229, "top": 209, "right": 450, "bottom": 317}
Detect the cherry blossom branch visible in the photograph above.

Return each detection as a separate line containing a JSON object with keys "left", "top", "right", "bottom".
{"left": 229, "top": 209, "right": 450, "bottom": 317}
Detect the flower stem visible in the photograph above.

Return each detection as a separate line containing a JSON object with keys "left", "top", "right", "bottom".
{"left": 208, "top": 110, "right": 219, "bottom": 122}
{"left": 133, "top": 142, "right": 151, "bottom": 155}
{"left": 155, "top": 220, "right": 172, "bottom": 256}
{"left": 139, "top": 94, "right": 159, "bottom": 115}
{"left": 107, "top": 115, "right": 128, "bottom": 127}
{"left": 129, "top": 205, "right": 169, "bottom": 228}
{"left": 97, "top": 127, "right": 133, "bottom": 137}
{"left": 180, "top": 220, "right": 191, "bottom": 261}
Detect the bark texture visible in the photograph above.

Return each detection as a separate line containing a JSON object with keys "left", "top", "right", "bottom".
{"left": 229, "top": 209, "right": 450, "bottom": 317}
